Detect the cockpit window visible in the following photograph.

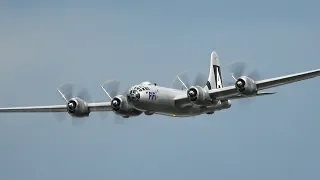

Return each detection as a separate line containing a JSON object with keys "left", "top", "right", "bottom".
{"left": 141, "top": 81, "right": 152, "bottom": 86}
{"left": 130, "top": 85, "right": 151, "bottom": 92}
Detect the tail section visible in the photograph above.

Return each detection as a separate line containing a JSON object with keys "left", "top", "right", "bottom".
{"left": 204, "top": 51, "right": 224, "bottom": 90}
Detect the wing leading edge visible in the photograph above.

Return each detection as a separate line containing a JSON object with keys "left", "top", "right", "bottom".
{"left": 175, "top": 69, "right": 320, "bottom": 104}
{"left": 0, "top": 102, "right": 112, "bottom": 113}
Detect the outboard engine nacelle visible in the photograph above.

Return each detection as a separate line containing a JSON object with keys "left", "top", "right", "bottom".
{"left": 67, "top": 98, "right": 90, "bottom": 117}
{"left": 235, "top": 76, "right": 258, "bottom": 95}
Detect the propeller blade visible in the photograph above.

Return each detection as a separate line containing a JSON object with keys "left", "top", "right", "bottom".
{"left": 53, "top": 83, "right": 74, "bottom": 122}
{"left": 173, "top": 71, "right": 190, "bottom": 89}
{"left": 102, "top": 80, "right": 120, "bottom": 99}
{"left": 172, "top": 71, "right": 207, "bottom": 90}
{"left": 177, "top": 72, "right": 190, "bottom": 89}
{"left": 57, "top": 83, "right": 74, "bottom": 102}
{"left": 77, "top": 88, "right": 92, "bottom": 101}
{"left": 72, "top": 118, "right": 86, "bottom": 126}
{"left": 99, "top": 112, "right": 109, "bottom": 120}
{"left": 99, "top": 80, "right": 124, "bottom": 120}
{"left": 52, "top": 112, "right": 67, "bottom": 122}
{"left": 193, "top": 72, "right": 207, "bottom": 87}
{"left": 121, "top": 86, "right": 130, "bottom": 96}
{"left": 248, "top": 69, "right": 261, "bottom": 81}
{"left": 183, "top": 74, "right": 190, "bottom": 88}
{"left": 110, "top": 81, "right": 120, "bottom": 98}
{"left": 172, "top": 79, "right": 185, "bottom": 90}
{"left": 227, "top": 61, "right": 247, "bottom": 79}
{"left": 236, "top": 98, "right": 252, "bottom": 105}
{"left": 224, "top": 80, "right": 235, "bottom": 86}
{"left": 114, "top": 114, "right": 124, "bottom": 124}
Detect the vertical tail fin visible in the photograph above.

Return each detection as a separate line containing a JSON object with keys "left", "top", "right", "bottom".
{"left": 204, "top": 51, "right": 224, "bottom": 91}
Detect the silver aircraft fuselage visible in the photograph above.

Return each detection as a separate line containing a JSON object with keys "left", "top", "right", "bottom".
{"left": 127, "top": 84, "right": 232, "bottom": 117}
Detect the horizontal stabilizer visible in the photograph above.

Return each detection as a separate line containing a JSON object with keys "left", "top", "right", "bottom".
{"left": 257, "top": 92, "right": 277, "bottom": 96}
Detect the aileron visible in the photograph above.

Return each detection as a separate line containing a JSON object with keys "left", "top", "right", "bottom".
{"left": 256, "top": 69, "right": 320, "bottom": 90}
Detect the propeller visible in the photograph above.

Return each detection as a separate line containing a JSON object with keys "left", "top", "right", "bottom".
{"left": 172, "top": 72, "right": 207, "bottom": 90}
{"left": 225, "top": 61, "right": 262, "bottom": 104}
{"left": 101, "top": 80, "right": 120, "bottom": 100}
{"left": 171, "top": 72, "right": 208, "bottom": 116}
{"left": 100, "top": 80, "right": 128, "bottom": 124}
{"left": 226, "top": 61, "right": 261, "bottom": 82}
{"left": 53, "top": 83, "right": 92, "bottom": 126}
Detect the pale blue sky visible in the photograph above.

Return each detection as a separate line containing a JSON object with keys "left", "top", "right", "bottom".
{"left": 0, "top": 1, "right": 320, "bottom": 180}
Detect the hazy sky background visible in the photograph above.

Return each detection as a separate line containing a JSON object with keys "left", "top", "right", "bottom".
{"left": 0, "top": 1, "right": 320, "bottom": 180}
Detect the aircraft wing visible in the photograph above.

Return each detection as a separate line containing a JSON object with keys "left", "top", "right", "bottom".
{"left": 174, "top": 69, "right": 320, "bottom": 105}
{"left": 0, "top": 102, "right": 112, "bottom": 113}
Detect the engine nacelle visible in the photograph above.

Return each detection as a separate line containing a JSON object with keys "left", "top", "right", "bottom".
{"left": 111, "top": 95, "right": 142, "bottom": 117}
{"left": 187, "top": 86, "right": 212, "bottom": 106}
{"left": 67, "top": 98, "right": 90, "bottom": 117}
{"left": 235, "top": 76, "right": 258, "bottom": 95}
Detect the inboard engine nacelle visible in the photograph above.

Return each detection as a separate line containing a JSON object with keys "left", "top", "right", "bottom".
{"left": 187, "top": 86, "right": 212, "bottom": 106}
{"left": 67, "top": 98, "right": 90, "bottom": 117}
{"left": 235, "top": 76, "right": 258, "bottom": 95}
{"left": 111, "top": 95, "right": 142, "bottom": 117}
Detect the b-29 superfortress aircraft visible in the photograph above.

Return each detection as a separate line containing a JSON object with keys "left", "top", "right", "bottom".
{"left": 0, "top": 51, "right": 319, "bottom": 119}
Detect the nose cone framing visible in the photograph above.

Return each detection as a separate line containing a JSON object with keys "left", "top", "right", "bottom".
{"left": 127, "top": 89, "right": 141, "bottom": 102}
